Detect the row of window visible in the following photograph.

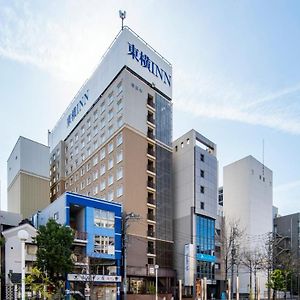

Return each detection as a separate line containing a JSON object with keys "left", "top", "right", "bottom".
{"left": 94, "top": 235, "right": 115, "bottom": 255}
{"left": 68, "top": 167, "right": 123, "bottom": 191}
{"left": 94, "top": 209, "right": 115, "bottom": 228}
{"left": 66, "top": 84, "right": 123, "bottom": 150}
{"left": 65, "top": 133, "right": 123, "bottom": 176}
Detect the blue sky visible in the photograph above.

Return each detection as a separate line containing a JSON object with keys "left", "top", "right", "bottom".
{"left": 0, "top": 0, "right": 300, "bottom": 214}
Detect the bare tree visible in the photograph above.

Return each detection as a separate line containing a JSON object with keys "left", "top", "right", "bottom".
{"left": 217, "top": 217, "right": 244, "bottom": 295}
{"left": 242, "top": 246, "right": 265, "bottom": 300}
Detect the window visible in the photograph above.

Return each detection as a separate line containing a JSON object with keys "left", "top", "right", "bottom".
{"left": 117, "top": 99, "right": 123, "bottom": 111}
{"left": 116, "top": 150, "right": 123, "bottom": 163}
{"left": 75, "top": 173, "right": 79, "bottom": 182}
{"left": 81, "top": 181, "right": 85, "bottom": 190}
{"left": 93, "top": 140, "right": 98, "bottom": 151}
{"left": 100, "top": 164, "right": 106, "bottom": 176}
{"left": 187, "top": 138, "right": 190, "bottom": 145}
{"left": 107, "top": 190, "right": 114, "bottom": 201}
{"left": 75, "top": 133, "right": 79, "bottom": 141}
{"left": 100, "top": 180, "right": 106, "bottom": 191}
{"left": 175, "top": 145, "right": 178, "bottom": 152}
{"left": 94, "top": 126, "right": 98, "bottom": 136}
{"left": 75, "top": 147, "right": 79, "bottom": 154}
{"left": 116, "top": 167, "right": 123, "bottom": 180}
{"left": 70, "top": 140, "right": 74, "bottom": 147}
{"left": 87, "top": 177, "right": 91, "bottom": 185}
{"left": 108, "top": 125, "right": 114, "bottom": 136}
{"left": 93, "top": 156, "right": 98, "bottom": 166}
{"left": 81, "top": 153, "right": 85, "bottom": 161}
{"left": 100, "top": 101, "right": 105, "bottom": 114}
{"left": 81, "top": 126, "right": 85, "bottom": 135}
{"left": 117, "top": 81, "right": 123, "bottom": 94}
{"left": 94, "top": 209, "right": 115, "bottom": 228}
{"left": 94, "top": 235, "right": 115, "bottom": 254}
{"left": 108, "top": 174, "right": 114, "bottom": 186}
{"left": 200, "top": 202, "right": 204, "bottom": 209}
{"left": 108, "top": 158, "right": 114, "bottom": 170}
{"left": 181, "top": 142, "right": 184, "bottom": 148}
{"left": 108, "top": 109, "right": 113, "bottom": 120}
{"left": 86, "top": 162, "right": 91, "bottom": 171}
{"left": 100, "top": 148, "right": 106, "bottom": 160}
{"left": 200, "top": 186, "right": 205, "bottom": 193}
{"left": 94, "top": 110, "right": 98, "bottom": 121}
{"left": 116, "top": 133, "right": 123, "bottom": 146}
{"left": 93, "top": 185, "right": 98, "bottom": 195}
{"left": 87, "top": 148, "right": 91, "bottom": 156}
{"left": 108, "top": 142, "right": 114, "bottom": 153}
{"left": 70, "top": 152, "right": 73, "bottom": 159}
{"left": 116, "top": 185, "right": 123, "bottom": 197}
{"left": 200, "top": 154, "right": 204, "bottom": 162}
{"left": 87, "top": 118, "right": 91, "bottom": 128}
{"left": 108, "top": 93, "right": 114, "bottom": 105}
{"left": 100, "top": 117, "right": 105, "bottom": 129}
{"left": 93, "top": 171, "right": 98, "bottom": 181}
{"left": 57, "top": 149, "right": 60, "bottom": 156}
{"left": 200, "top": 170, "right": 204, "bottom": 178}
{"left": 87, "top": 134, "right": 91, "bottom": 142}
{"left": 100, "top": 133, "right": 106, "bottom": 144}
{"left": 81, "top": 140, "right": 85, "bottom": 149}
{"left": 117, "top": 116, "right": 123, "bottom": 128}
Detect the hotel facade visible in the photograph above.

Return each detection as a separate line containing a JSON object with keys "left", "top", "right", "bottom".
{"left": 48, "top": 27, "right": 174, "bottom": 294}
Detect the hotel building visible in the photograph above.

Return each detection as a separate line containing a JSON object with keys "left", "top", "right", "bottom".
{"left": 48, "top": 27, "right": 174, "bottom": 294}
{"left": 173, "top": 130, "right": 220, "bottom": 297}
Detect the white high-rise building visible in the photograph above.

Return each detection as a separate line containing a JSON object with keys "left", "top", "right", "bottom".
{"left": 223, "top": 155, "right": 273, "bottom": 297}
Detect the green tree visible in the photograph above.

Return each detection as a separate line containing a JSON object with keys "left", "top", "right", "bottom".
{"left": 25, "top": 267, "right": 53, "bottom": 299}
{"left": 35, "top": 219, "right": 74, "bottom": 294}
{"left": 267, "top": 269, "right": 288, "bottom": 300}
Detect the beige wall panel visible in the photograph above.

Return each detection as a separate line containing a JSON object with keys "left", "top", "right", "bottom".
{"left": 123, "top": 127, "right": 148, "bottom": 237}
{"left": 7, "top": 176, "right": 21, "bottom": 214}
{"left": 20, "top": 173, "right": 50, "bottom": 218}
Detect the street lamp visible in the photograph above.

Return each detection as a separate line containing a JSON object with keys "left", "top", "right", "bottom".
{"left": 155, "top": 264, "right": 159, "bottom": 300}
{"left": 18, "top": 229, "right": 29, "bottom": 300}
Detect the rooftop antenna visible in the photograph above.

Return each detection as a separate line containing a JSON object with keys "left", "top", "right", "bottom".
{"left": 119, "top": 10, "right": 126, "bottom": 30}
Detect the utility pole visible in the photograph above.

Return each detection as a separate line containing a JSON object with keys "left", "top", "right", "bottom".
{"left": 231, "top": 226, "right": 237, "bottom": 298}
{"left": 123, "top": 212, "right": 140, "bottom": 300}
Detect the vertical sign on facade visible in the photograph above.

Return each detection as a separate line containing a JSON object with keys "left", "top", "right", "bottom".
{"left": 184, "top": 244, "right": 195, "bottom": 286}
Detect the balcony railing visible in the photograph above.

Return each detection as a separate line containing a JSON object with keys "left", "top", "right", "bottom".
{"left": 147, "top": 99, "right": 155, "bottom": 109}
{"left": 147, "top": 230, "right": 155, "bottom": 238}
{"left": 147, "top": 197, "right": 155, "bottom": 205}
{"left": 147, "top": 165, "right": 155, "bottom": 173}
{"left": 147, "top": 115, "right": 155, "bottom": 124}
{"left": 147, "top": 148, "right": 155, "bottom": 156}
{"left": 147, "top": 132, "right": 155, "bottom": 140}
{"left": 74, "top": 231, "right": 87, "bottom": 241}
{"left": 147, "top": 181, "right": 156, "bottom": 189}
{"left": 147, "top": 247, "right": 155, "bottom": 254}
{"left": 147, "top": 213, "right": 155, "bottom": 221}
{"left": 72, "top": 254, "right": 88, "bottom": 264}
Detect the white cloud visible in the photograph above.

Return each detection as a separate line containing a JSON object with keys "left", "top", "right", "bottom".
{"left": 174, "top": 70, "right": 300, "bottom": 134}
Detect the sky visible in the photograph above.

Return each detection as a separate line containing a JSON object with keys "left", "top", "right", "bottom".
{"left": 0, "top": 0, "right": 300, "bottom": 215}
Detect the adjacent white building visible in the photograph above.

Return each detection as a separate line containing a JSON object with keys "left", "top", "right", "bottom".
{"left": 7, "top": 136, "right": 50, "bottom": 218}
{"left": 2, "top": 222, "right": 37, "bottom": 296}
{"left": 223, "top": 155, "right": 273, "bottom": 297}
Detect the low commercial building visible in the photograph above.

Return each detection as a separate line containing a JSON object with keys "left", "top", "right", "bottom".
{"left": 34, "top": 192, "right": 122, "bottom": 299}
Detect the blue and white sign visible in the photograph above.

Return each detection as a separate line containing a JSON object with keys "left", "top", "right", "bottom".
{"left": 67, "top": 90, "right": 89, "bottom": 127}
{"left": 127, "top": 43, "right": 172, "bottom": 87}
{"left": 196, "top": 253, "right": 216, "bottom": 263}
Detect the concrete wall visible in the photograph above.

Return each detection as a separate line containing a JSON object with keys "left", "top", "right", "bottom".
{"left": 7, "top": 136, "right": 49, "bottom": 187}
{"left": 223, "top": 155, "right": 273, "bottom": 295}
